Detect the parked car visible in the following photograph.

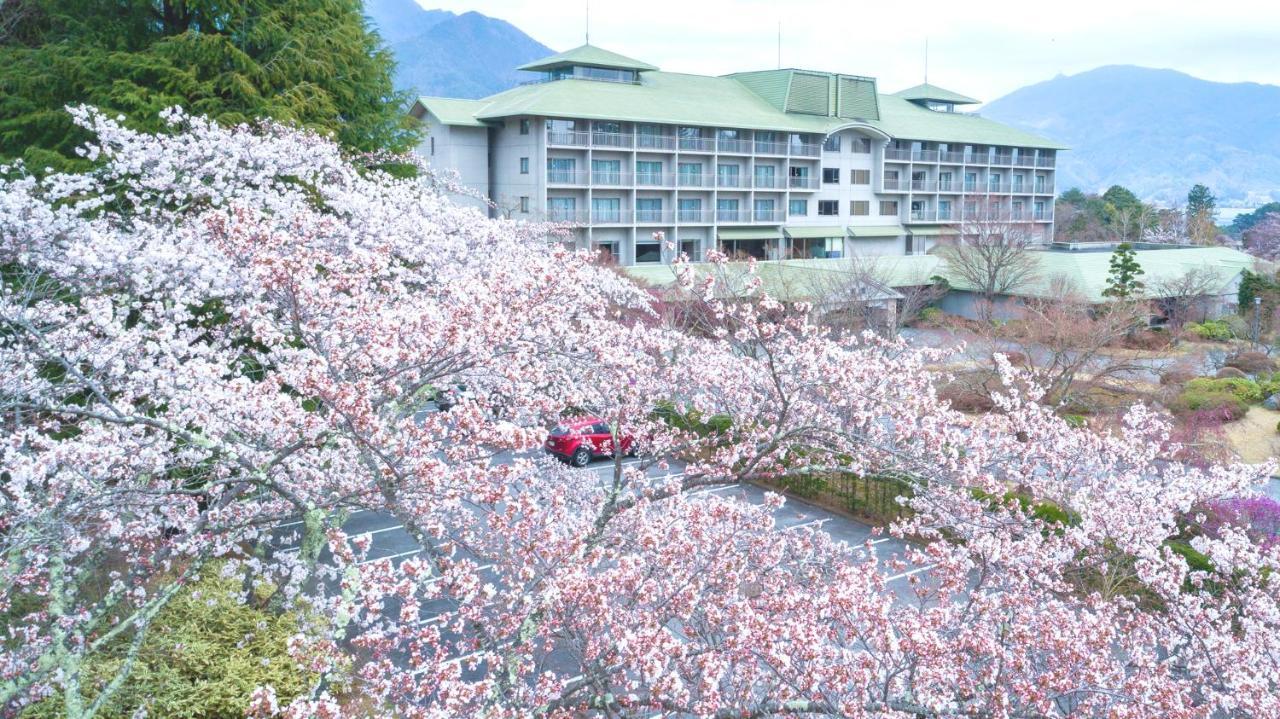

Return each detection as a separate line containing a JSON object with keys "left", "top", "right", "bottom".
{"left": 432, "top": 384, "right": 474, "bottom": 412}
{"left": 544, "top": 417, "right": 634, "bottom": 467}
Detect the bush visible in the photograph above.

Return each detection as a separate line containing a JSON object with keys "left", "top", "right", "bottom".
{"left": 1187, "top": 320, "right": 1234, "bottom": 341}
{"left": 1122, "top": 329, "right": 1171, "bottom": 350}
{"left": 22, "top": 564, "right": 317, "bottom": 719}
{"left": 1061, "top": 414, "right": 1088, "bottom": 429}
{"left": 1171, "top": 388, "right": 1249, "bottom": 420}
{"left": 1225, "top": 351, "right": 1277, "bottom": 375}
{"left": 1197, "top": 497, "right": 1280, "bottom": 548}
{"left": 1215, "top": 366, "right": 1248, "bottom": 379}
{"left": 1222, "top": 314, "right": 1250, "bottom": 339}
{"left": 1184, "top": 377, "right": 1264, "bottom": 404}
{"left": 915, "top": 307, "right": 943, "bottom": 326}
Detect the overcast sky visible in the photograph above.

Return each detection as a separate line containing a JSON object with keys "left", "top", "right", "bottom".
{"left": 417, "top": 0, "right": 1280, "bottom": 102}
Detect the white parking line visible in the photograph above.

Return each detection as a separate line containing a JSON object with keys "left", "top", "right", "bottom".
{"left": 885, "top": 563, "right": 935, "bottom": 583}
{"left": 277, "top": 522, "right": 408, "bottom": 554}
{"left": 358, "top": 547, "right": 424, "bottom": 565}
{"left": 276, "top": 508, "right": 380, "bottom": 530}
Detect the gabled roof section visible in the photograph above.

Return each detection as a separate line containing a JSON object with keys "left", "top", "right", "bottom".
{"left": 410, "top": 97, "right": 486, "bottom": 127}
{"left": 893, "top": 83, "right": 980, "bottom": 105}
{"left": 472, "top": 71, "right": 835, "bottom": 133}
{"left": 728, "top": 69, "right": 880, "bottom": 121}
{"left": 516, "top": 44, "right": 658, "bottom": 73}
{"left": 876, "top": 95, "right": 1067, "bottom": 149}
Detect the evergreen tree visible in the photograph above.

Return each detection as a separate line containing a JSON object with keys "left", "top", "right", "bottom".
{"left": 0, "top": 0, "right": 418, "bottom": 169}
{"left": 1102, "top": 242, "right": 1146, "bottom": 299}
{"left": 1187, "top": 183, "right": 1217, "bottom": 217}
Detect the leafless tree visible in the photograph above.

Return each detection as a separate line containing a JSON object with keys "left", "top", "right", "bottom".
{"left": 1151, "top": 267, "right": 1224, "bottom": 329}
{"left": 940, "top": 200, "right": 1040, "bottom": 321}
{"left": 972, "top": 277, "right": 1154, "bottom": 407}
{"left": 0, "top": 0, "right": 39, "bottom": 44}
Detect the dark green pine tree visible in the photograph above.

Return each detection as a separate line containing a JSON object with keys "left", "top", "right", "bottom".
{"left": 1102, "top": 242, "right": 1146, "bottom": 299}
{"left": 0, "top": 0, "right": 419, "bottom": 170}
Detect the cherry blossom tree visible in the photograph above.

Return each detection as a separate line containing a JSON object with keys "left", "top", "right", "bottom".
{"left": 2, "top": 108, "right": 1279, "bottom": 719}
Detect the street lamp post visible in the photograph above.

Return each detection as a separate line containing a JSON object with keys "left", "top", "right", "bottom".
{"left": 1253, "top": 295, "right": 1263, "bottom": 347}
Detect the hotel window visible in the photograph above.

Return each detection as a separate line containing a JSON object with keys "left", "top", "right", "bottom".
{"left": 964, "top": 172, "right": 978, "bottom": 191}
{"left": 547, "top": 157, "right": 576, "bottom": 183}
{"left": 678, "top": 198, "right": 702, "bottom": 222}
{"left": 1012, "top": 200, "right": 1024, "bottom": 219}
{"left": 592, "top": 159, "right": 622, "bottom": 184}
{"left": 519, "top": 196, "right": 529, "bottom": 213}
{"left": 850, "top": 200, "right": 870, "bottom": 216}
{"left": 964, "top": 200, "right": 978, "bottom": 218}
{"left": 635, "top": 241, "right": 662, "bottom": 264}
{"left": 823, "top": 135, "right": 841, "bottom": 152}
{"left": 1035, "top": 175, "right": 1047, "bottom": 193}
{"left": 818, "top": 200, "right": 839, "bottom": 216}
{"left": 853, "top": 137, "right": 872, "bottom": 153}
{"left": 636, "top": 160, "right": 663, "bottom": 184}
{"left": 678, "top": 162, "right": 703, "bottom": 185}
{"left": 591, "top": 197, "right": 621, "bottom": 223}
{"left": 1012, "top": 174, "right": 1024, "bottom": 192}
{"left": 822, "top": 167, "right": 840, "bottom": 184}
{"left": 851, "top": 169, "right": 870, "bottom": 185}
{"left": 717, "top": 163, "right": 741, "bottom": 187}
{"left": 519, "top": 157, "right": 529, "bottom": 174}
{"left": 788, "top": 199, "right": 807, "bottom": 216}
{"left": 879, "top": 200, "right": 899, "bottom": 216}
{"left": 547, "top": 196, "right": 576, "bottom": 221}
{"left": 429, "top": 137, "right": 435, "bottom": 155}
{"left": 754, "top": 198, "right": 776, "bottom": 220}
{"left": 519, "top": 119, "right": 530, "bottom": 135}
{"left": 636, "top": 198, "right": 663, "bottom": 222}
{"left": 753, "top": 164, "right": 777, "bottom": 188}
{"left": 938, "top": 200, "right": 951, "bottom": 220}
{"left": 989, "top": 172, "right": 1002, "bottom": 192}
{"left": 716, "top": 198, "right": 740, "bottom": 221}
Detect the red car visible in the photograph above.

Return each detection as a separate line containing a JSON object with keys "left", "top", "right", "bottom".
{"left": 545, "top": 417, "right": 634, "bottom": 467}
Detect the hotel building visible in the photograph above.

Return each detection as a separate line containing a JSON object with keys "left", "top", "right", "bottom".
{"left": 410, "top": 44, "right": 1064, "bottom": 265}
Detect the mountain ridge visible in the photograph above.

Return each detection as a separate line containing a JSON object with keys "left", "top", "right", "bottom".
{"left": 364, "top": 1, "right": 552, "bottom": 100}
{"left": 981, "top": 64, "right": 1280, "bottom": 205}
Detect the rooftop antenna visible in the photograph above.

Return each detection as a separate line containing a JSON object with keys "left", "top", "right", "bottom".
{"left": 924, "top": 37, "right": 929, "bottom": 84}
{"left": 585, "top": 0, "right": 589, "bottom": 44}
{"left": 777, "top": 19, "right": 781, "bottom": 69}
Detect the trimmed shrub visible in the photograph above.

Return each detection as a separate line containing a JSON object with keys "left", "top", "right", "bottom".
{"left": 1184, "top": 377, "right": 1264, "bottom": 404}
{"left": 21, "top": 564, "right": 317, "bottom": 719}
{"left": 915, "top": 307, "right": 943, "bottom": 326}
{"left": 1225, "top": 351, "right": 1277, "bottom": 375}
{"left": 1171, "top": 389, "right": 1249, "bottom": 420}
{"left": 1062, "top": 414, "right": 1088, "bottom": 429}
{"left": 1216, "top": 366, "right": 1248, "bottom": 379}
{"left": 1187, "top": 320, "right": 1233, "bottom": 341}
{"left": 1122, "top": 329, "right": 1171, "bottom": 350}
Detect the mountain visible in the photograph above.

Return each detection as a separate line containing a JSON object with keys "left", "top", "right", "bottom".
{"left": 981, "top": 65, "right": 1280, "bottom": 206}
{"left": 364, "top": 1, "right": 552, "bottom": 99}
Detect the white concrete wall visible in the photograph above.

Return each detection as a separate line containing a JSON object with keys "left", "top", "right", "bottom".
{"left": 419, "top": 117, "right": 489, "bottom": 212}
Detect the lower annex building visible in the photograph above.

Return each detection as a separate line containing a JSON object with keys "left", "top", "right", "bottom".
{"left": 410, "top": 44, "right": 1065, "bottom": 266}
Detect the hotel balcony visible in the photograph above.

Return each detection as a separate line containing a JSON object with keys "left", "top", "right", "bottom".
{"left": 636, "top": 134, "right": 677, "bottom": 150}
{"left": 547, "top": 170, "right": 589, "bottom": 185}
{"left": 790, "top": 142, "right": 822, "bottom": 157}
{"left": 752, "top": 174, "right": 788, "bottom": 189}
{"left": 546, "top": 208, "right": 589, "bottom": 223}
{"left": 546, "top": 130, "right": 591, "bottom": 147}
{"left": 677, "top": 172, "right": 716, "bottom": 188}
{"left": 716, "top": 174, "right": 747, "bottom": 188}
{"left": 634, "top": 209, "right": 674, "bottom": 224}
{"left": 788, "top": 176, "right": 820, "bottom": 190}
{"left": 592, "top": 171, "right": 633, "bottom": 186}
{"left": 753, "top": 209, "right": 785, "bottom": 222}
{"left": 591, "top": 210, "right": 631, "bottom": 224}
{"left": 754, "top": 140, "right": 788, "bottom": 155}
{"left": 592, "top": 131, "right": 633, "bottom": 149}
{"left": 677, "top": 209, "right": 715, "bottom": 223}
{"left": 635, "top": 172, "right": 675, "bottom": 188}
{"left": 717, "top": 138, "right": 752, "bottom": 154}
{"left": 677, "top": 136, "right": 716, "bottom": 152}
{"left": 716, "top": 209, "right": 751, "bottom": 223}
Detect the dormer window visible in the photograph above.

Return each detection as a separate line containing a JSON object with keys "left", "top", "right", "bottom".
{"left": 517, "top": 44, "right": 657, "bottom": 86}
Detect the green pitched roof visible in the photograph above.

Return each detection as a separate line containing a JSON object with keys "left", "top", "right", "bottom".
{"left": 848, "top": 225, "right": 904, "bottom": 238}
{"left": 411, "top": 97, "right": 487, "bottom": 127}
{"left": 784, "top": 225, "right": 845, "bottom": 239}
{"left": 517, "top": 44, "right": 658, "bottom": 73}
{"left": 875, "top": 95, "right": 1067, "bottom": 149}
{"left": 622, "top": 260, "right": 901, "bottom": 303}
{"left": 942, "top": 246, "right": 1261, "bottom": 303}
{"left": 893, "top": 83, "right": 981, "bottom": 105}
{"left": 413, "top": 45, "right": 1065, "bottom": 149}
